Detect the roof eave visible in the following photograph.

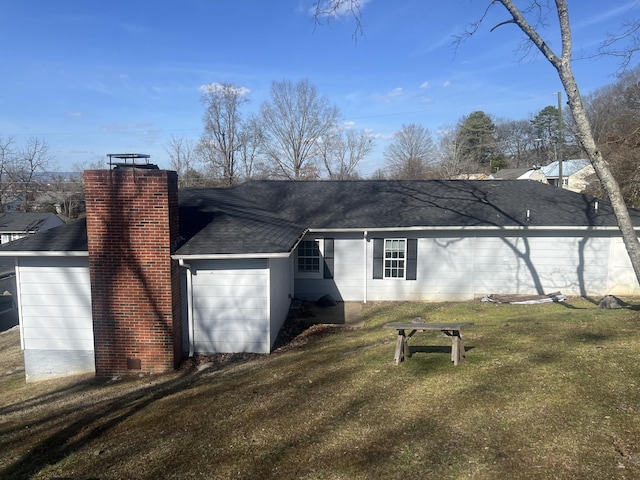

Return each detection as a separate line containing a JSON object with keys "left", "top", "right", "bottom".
{"left": 172, "top": 252, "right": 293, "bottom": 260}
{"left": 0, "top": 251, "right": 89, "bottom": 257}
{"left": 306, "top": 225, "right": 634, "bottom": 233}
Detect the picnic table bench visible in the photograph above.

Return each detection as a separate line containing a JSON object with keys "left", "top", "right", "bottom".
{"left": 383, "top": 320, "right": 473, "bottom": 365}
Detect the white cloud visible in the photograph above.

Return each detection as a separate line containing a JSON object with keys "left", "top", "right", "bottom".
{"left": 374, "top": 87, "right": 403, "bottom": 103}
{"left": 198, "top": 82, "right": 251, "bottom": 96}
{"left": 442, "top": 80, "right": 451, "bottom": 88}
{"left": 67, "top": 112, "right": 82, "bottom": 118}
{"left": 419, "top": 81, "right": 430, "bottom": 89}
{"left": 574, "top": 2, "right": 638, "bottom": 29}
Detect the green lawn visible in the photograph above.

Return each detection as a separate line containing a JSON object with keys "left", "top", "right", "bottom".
{"left": 1, "top": 298, "right": 640, "bottom": 479}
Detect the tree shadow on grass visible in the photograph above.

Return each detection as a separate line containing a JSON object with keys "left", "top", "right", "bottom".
{"left": 409, "top": 345, "right": 476, "bottom": 355}
{"left": 0, "top": 316, "right": 356, "bottom": 479}
{"left": 0, "top": 370, "right": 202, "bottom": 479}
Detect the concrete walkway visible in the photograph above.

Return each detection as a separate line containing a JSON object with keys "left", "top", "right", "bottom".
{"left": 293, "top": 301, "right": 364, "bottom": 327}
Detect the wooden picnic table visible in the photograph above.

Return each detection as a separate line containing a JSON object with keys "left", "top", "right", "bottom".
{"left": 383, "top": 320, "right": 473, "bottom": 366}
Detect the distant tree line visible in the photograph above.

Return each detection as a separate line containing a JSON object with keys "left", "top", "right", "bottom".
{"left": 0, "top": 135, "right": 83, "bottom": 216}
{"left": 167, "top": 68, "right": 639, "bottom": 204}
{"left": 4, "top": 65, "right": 636, "bottom": 215}
{"left": 166, "top": 79, "right": 374, "bottom": 187}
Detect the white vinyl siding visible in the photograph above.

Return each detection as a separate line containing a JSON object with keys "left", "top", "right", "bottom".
{"left": 191, "top": 258, "right": 270, "bottom": 353}
{"left": 295, "top": 233, "right": 364, "bottom": 301}
{"left": 269, "top": 256, "right": 293, "bottom": 347}
{"left": 296, "top": 231, "right": 630, "bottom": 302}
{"left": 16, "top": 256, "right": 95, "bottom": 381}
{"left": 607, "top": 237, "right": 640, "bottom": 296}
{"left": 17, "top": 257, "right": 93, "bottom": 351}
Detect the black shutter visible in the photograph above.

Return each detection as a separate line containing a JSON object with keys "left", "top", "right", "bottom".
{"left": 323, "top": 238, "right": 334, "bottom": 279}
{"left": 373, "top": 238, "right": 384, "bottom": 279}
{"left": 406, "top": 238, "right": 417, "bottom": 280}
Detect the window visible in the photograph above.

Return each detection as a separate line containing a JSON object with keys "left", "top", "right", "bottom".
{"left": 297, "top": 240, "right": 321, "bottom": 274}
{"left": 295, "top": 238, "right": 334, "bottom": 279}
{"left": 384, "top": 239, "right": 406, "bottom": 278}
{"left": 373, "top": 238, "right": 417, "bottom": 281}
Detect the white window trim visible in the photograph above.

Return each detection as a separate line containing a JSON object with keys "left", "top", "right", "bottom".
{"left": 384, "top": 238, "right": 406, "bottom": 280}
{"left": 295, "top": 238, "right": 324, "bottom": 279}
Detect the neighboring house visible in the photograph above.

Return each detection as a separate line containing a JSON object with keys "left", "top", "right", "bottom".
{"left": 541, "top": 158, "right": 595, "bottom": 192}
{"left": 488, "top": 167, "right": 547, "bottom": 183}
{"left": 1, "top": 165, "right": 639, "bottom": 381}
{"left": 2, "top": 195, "right": 26, "bottom": 212}
{"left": 0, "top": 212, "right": 66, "bottom": 244}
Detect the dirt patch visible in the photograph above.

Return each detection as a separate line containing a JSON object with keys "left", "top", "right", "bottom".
{"left": 180, "top": 311, "right": 342, "bottom": 373}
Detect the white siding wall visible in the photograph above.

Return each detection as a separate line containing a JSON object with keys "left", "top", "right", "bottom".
{"left": 294, "top": 231, "right": 627, "bottom": 302}
{"left": 191, "top": 258, "right": 270, "bottom": 353}
{"left": 269, "top": 256, "right": 292, "bottom": 348}
{"left": 294, "top": 233, "right": 364, "bottom": 301}
{"left": 16, "top": 256, "right": 94, "bottom": 381}
{"left": 607, "top": 237, "right": 640, "bottom": 296}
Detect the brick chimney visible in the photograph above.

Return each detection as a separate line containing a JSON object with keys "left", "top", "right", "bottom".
{"left": 84, "top": 160, "right": 182, "bottom": 376}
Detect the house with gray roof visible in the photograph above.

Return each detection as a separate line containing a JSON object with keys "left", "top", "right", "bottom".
{"left": 488, "top": 167, "right": 547, "bottom": 182}
{"left": 0, "top": 212, "right": 65, "bottom": 244}
{"left": 1, "top": 166, "right": 639, "bottom": 381}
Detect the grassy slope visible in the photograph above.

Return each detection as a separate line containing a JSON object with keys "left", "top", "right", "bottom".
{"left": 1, "top": 299, "right": 640, "bottom": 479}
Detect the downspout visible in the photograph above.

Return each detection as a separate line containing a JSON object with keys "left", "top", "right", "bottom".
{"left": 178, "top": 259, "right": 195, "bottom": 357}
{"left": 14, "top": 257, "right": 24, "bottom": 350}
{"left": 363, "top": 231, "right": 368, "bottom": 304}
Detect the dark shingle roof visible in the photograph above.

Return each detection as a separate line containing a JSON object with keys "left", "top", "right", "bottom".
{"left": 177, "top": 188, "right": 305, "bottom": 255}
{"left": 490, "top": 168, "right": 535, "bottom": 180}
{"left": 0, "top": 212, "right": 62, "bottom": 232}
{"left": 0, "top": 218, "right": 88, "bottom": 252}
{"left": 1, "top": 179, "right": 638, "bottom": 256}
{"left": 175, "top": 180, "right": 640, "bottom": 255}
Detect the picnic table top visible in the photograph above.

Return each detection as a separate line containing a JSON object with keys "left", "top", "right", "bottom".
{"left": 383, "top": 321, "right": 473, "bottom": 331}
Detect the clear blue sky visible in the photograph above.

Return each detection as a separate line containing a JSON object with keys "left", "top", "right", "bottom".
{"left": 0, "top": 1, "right": 637, "bottom": 175}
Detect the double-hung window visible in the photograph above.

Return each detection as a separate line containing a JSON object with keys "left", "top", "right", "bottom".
{"left": 384, "top": 239, "right": 406, "bottom": 278}
{"left": 373, "top": 237, "right": 417, "bottom": 280}
{"left": 296, "top": 238, "right": 334, "bottom": 279}
{"left": 297, "top": 240, "right": 322, "bottom": 275}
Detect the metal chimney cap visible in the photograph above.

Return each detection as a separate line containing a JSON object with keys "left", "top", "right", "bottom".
{"left": 108, "top": 153, "right": 150, "bottom": 158}
{"left": 107, "top": 153, "right": 158, "bottom": 170}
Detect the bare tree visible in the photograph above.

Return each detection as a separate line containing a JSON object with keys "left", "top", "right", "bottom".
{"left": 583, "top": 65, "right": 640, "bottom": 207}
{"left": 198, "top": 82, "right": 249, "bottom": 186}
{"left": 485, "top": 0, "right": 640, "bottom": 288}
{"left": 164, "top": 135, "right": 201, "bottom": 187}
{"left": 320, "top": 128, "right": 373, "bottom": 179}
{"left": 11, "top": 137, "right": 55, "bottom": 211}
{"left": 384, "top": 124, "right": 436, "bottom": 179}
{"left": 314, "top": 0, "right": 640, "bottom": 287}
{"left": 0, "top": 135, "right": 15, "bottom": 210}
{"left": 44, "top": 172, "right": 85, "bottom": 218}
{"left": 237, "top": 115, "right": 267, "bottom": 181}
{"left": 436, "top": 127, "right": 480, "bottom": 179}
{"left": 495, "top": 118, "right": 538, "bottom": 168}
{"left": 260, "top": 78, "right": 339, "bottom": 179}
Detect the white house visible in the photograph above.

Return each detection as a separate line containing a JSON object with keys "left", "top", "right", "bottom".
{"left": 541, "top": 158, "right": 595, "bottom": 192}
{"left": 1, "top": 166, "right": 639, "bottom": 381}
